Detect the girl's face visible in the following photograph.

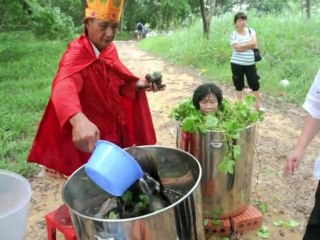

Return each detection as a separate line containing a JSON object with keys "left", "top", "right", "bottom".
{"left": 199, "top": 93, "right": 219, "bottom": 115}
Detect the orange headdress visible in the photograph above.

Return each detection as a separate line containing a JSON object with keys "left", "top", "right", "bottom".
{"left": 85, "top": 0, "right": 124, "bottom": 22}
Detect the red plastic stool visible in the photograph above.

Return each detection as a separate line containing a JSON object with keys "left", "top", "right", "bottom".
{"left": 45, "top": 204, "right": 77, "bottom": 240}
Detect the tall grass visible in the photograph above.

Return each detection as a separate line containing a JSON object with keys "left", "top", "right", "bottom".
{"left": 139, "top": 11, "right": 320, "bottom": 104}
{"left": 1, "top": 12, "right": 319, "bottom": 176}
{"left": 0, "top": 32, "right": 66, "bottom": 176}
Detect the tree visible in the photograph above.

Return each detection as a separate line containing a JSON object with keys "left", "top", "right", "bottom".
{"left": 306, "top": 0, "right": 311, "bottom": 17}
{"left": 199, "top": 0, "right": 216, "bottom": 39}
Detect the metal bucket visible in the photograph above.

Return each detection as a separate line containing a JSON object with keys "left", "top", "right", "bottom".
{"left": 62, "top": 146, "right": 205, "bottom": 240}
{"left": 176, "top": 123, "right": 257, "bottom": 219}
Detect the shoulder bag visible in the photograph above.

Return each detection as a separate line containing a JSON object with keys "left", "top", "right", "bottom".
{"left": 248, "top": 28, "right": 262, "bottom": 62}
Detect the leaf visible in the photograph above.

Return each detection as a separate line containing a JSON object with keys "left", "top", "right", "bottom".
{"left": 232, "top": 145, "right": 241, "bottom": 160}
{"left": 256, "top": 225, "right": 269, "bottom": 239}
{"left": 205, "top": 114, "right": 219, "bottom": 129}
{"left": 135, "top": 202, "right": 144, "bottom": 209}
{"left": 218, "top": 158, "right": 235, "bottom": 174}
{"left": 107, "top": 211, "right": 118, "bottom": 219}
{"left": 122, "top": 191, "right": 133, "bottom": 205}
{"left": 288, "top": 220, "right": 300, "bottom": 228}
{"left": 182, "top": 116, "right": 200, "bottom": 133}
{"left": 212, "top": 219, "right": 220, "bottom": 225}
{"left": 204, "top": 218, "right": 210, "bottom": 226}
{"left": 257, "top": 201, "right": 269, "bottom": 213}
{"left": 273, "top": 220, "right": 285, "bottom": 227}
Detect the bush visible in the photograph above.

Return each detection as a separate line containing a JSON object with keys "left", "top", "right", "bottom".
{"left": 31, "top": 5, "right": 76, "bottom": 40}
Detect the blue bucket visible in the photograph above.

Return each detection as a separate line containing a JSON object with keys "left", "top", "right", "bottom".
{"left": 84, "top": 140, "right": 143, "bottom": 196}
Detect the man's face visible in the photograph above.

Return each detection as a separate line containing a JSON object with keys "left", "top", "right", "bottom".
{"left": 85, "top": 18, "right": 119, "bottom": 51}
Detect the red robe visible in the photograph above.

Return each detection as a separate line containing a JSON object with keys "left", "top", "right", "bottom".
{"left": 28, "top": 35, "right": 156, "bottom": 176}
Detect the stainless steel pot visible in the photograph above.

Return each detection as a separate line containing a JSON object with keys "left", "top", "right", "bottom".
{"left": 176, "top": 123, "right": 257, "bottom": 219}
{"left": 62, "top": 146, "right": 205, "bottom": 240}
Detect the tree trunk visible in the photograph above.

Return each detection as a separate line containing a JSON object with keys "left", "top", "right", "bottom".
{"left": 199, "top": 0, "right": 216, "bottom": 39}
{"left": 306, "top": 0, "right": 311, "bottom": 18}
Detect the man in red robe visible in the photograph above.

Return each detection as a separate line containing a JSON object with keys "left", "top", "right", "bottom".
{"left": 27, "top": 0, "right": 162, "bottom": 177}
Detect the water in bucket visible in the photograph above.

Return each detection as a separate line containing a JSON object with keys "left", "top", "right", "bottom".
{"left": 83, "top": 173, "right": 171, "bottom": 219}
{"left": 84, "top": 144, "right": 172, "bottom": 219}
{"left": 0, "top": 169, "right": 32, "bottom": 240}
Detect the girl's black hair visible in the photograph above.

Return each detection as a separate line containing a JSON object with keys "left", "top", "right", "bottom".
{"left": 192, "top": 83, "right": 223, "bottom": 110}
{"left": 234, "top": 12, "right": 247, "bottom": 24}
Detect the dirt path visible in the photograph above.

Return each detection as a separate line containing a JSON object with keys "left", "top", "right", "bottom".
{"left": 26, "top": 41, "right": 320, "bottom": 240}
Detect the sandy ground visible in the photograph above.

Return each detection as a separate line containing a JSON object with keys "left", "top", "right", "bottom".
{"left": 25, "top": 41, "right": 320, "bottom": 240}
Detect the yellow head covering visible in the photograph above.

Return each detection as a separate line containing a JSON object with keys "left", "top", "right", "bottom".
{"left": 85, "top": 0, "right": 124, "bottom": 22}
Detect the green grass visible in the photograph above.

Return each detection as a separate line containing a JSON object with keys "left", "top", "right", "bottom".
{"left": 115, "top": 31, "right": 135, "bottom": 41}
{"left": 0, "top": 31, "right": 66, "bottom": 176}
{"left": 1, "top": 12, "right": 320, "bottom": 176}
{"left": 139, "top": 11, "right": 320, "bottom": 104}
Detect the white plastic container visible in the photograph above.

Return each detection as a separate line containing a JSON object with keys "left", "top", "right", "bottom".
{"left": 0, "top": 169, "right": 32, "bottom": 240}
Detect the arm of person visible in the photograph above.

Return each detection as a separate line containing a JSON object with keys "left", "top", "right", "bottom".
{"left": 285, "top": 114, "right": 320, "bottom": 174}
{"left": 285, "top": 70, "right": 320, "bottom": 174}
{"left": 232, "top": 39, "right": 257, "bottom": 52}
{"left": 51, "top": 73, "right": 100, "bottom": 152}
{"left": 232, "top": 28, "right": 258, "bottom": 52}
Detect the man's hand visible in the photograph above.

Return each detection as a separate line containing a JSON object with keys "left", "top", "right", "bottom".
{"left": 69, "top": 112, "right": 100, "bottom": 152}
{"left": 136, "top": 77, "right": 166, "bottom": 92}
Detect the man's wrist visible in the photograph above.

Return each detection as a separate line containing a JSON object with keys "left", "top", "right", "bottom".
{"left": 69, "top": 112, "right": 84, "bottom": 126}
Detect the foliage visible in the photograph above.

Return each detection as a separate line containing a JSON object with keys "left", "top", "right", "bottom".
{"left": 3, "top": 0, "right": 320, "bottom": 34}
{"left": 0, "top": 1, "right": 32, "bottom": 31}
{"left": 170, "top": 96, "right": 264, "bottom": 174}
{"left": 123, "top": 0, "right": 193, "bottom": 31}
{"left": 29, "top": 2, "right": 76, "bottom": 40}
{"left": 0, "top": 32, "right": 66, "bottom": 177}
{"left": 139, "top": 11, "right": 320, "bottom": 104}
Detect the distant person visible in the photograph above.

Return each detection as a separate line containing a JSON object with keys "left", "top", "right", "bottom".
{"left": 284, "top": 69, "right": 320, "bottom": 240}
{"left": 27, "top": 0, "right": 165, "bottom": 177}
{"left": 192, "top": 83, "right": 223, "bottom": 115}
{"left": 230, "top": 12, "right": 263, "bottom": 111}
{"left": 135, "top": 22, "right": 146, "bottom": 40}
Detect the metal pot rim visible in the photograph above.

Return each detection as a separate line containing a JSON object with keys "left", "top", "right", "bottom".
{"left": 62, "top": 145, "right": 202, "bottom": 222}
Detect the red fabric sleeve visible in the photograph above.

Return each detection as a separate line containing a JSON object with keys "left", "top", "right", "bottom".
{"left": 120, "top": 77, "right": 137, "bottom": 101}
{"left": 51, "top": 73, "right": 83, "bottom": 128}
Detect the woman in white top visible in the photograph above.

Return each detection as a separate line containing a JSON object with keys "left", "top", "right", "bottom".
{"left": 230, "top": 12, "right": 262, "bottom": 111}
{"left": 285, "top": 69, "right": 320, "bottom": 239}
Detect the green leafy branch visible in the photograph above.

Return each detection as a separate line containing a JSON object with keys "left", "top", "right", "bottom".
{"left": 170, "top": 96, "right": 264, "bottom": 174}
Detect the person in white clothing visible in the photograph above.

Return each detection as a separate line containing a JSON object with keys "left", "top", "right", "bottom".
{"left": 230, "top": 12, "right": 262, "bottom": 111}
{"left": 285, "top": 69, "right": 320, "bottom": 240}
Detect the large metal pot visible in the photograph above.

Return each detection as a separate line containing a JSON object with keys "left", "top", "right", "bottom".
{"left": 176, "top": 123, "right": 257, "bottom": 219}
{"left": 62, "top": 146, "right": 205, "bottom": 240}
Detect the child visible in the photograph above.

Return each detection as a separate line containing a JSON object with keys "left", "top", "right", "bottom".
{"left": 192, "top": 83, "right": 223, "bottom": 115}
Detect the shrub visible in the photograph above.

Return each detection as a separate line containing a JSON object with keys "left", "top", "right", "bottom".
{"left": 31, "top": 4, "right": 76, "bottom": 40}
